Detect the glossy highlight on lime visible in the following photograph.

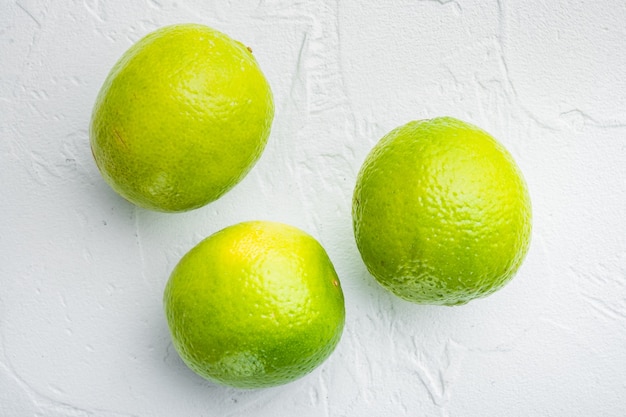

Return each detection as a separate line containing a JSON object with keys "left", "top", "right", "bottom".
{"left": 90, "top": 24, "right": 274, "bottom": 212}
{"left": 163, "top": 221, "right": 345, "bottom": 388}
{"left": 352, "top": 117, "right": 532, "bottom": 306}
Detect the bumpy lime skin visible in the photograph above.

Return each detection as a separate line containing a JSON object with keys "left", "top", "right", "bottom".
{"left": 352, "top": 117, "right": 532, "bottom": 306}
{"left": 163, "top": 221, "right": 346, "bottom": 388}
{"left": 90, "top": 24, "right": 274, "bottom": 212}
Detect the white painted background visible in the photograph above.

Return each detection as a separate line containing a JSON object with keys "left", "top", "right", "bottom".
{"left": 2, "top": 1, "right": 625, "bottom": 415}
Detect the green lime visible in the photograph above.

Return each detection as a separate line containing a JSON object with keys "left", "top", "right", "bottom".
{"left": 163, "top": 221, "right": 345, "bottom": 388}
{"left": 90, "top": 24, "right": 274, "bottom": 212}
{"left": 352, "top": 117, "right": 532, "bottom": 306}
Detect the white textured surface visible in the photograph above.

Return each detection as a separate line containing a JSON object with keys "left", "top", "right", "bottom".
{"left": 2, "top": 1, "right": 626, "bottom": 415}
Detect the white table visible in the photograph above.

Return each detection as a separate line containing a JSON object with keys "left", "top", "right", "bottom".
{"left": 2, "top": 1, "right": 625, "bottom": 415}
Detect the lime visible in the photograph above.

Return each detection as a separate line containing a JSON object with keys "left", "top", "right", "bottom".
{"left": 163, "top": 221, "right": 345, "bottom": 388}
{"left": 90, "top": 24, "right": 274, "bottom": 212}
{"left": 352, "top": 117, "right": 532, "bottom": 306}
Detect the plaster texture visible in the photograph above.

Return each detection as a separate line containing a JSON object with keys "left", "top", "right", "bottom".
{"left": 1, "top": 1, "right": 625, "bottom": 416}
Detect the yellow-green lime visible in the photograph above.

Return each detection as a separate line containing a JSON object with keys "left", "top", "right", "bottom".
{"left": 90, "top": 24, "right": 274, "bottom": 212}
{"left": 163, "top": 221, "right": 345, "bottom": 388}
{"left": 352, "top": 117, "right": 532, "bottom": 306}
